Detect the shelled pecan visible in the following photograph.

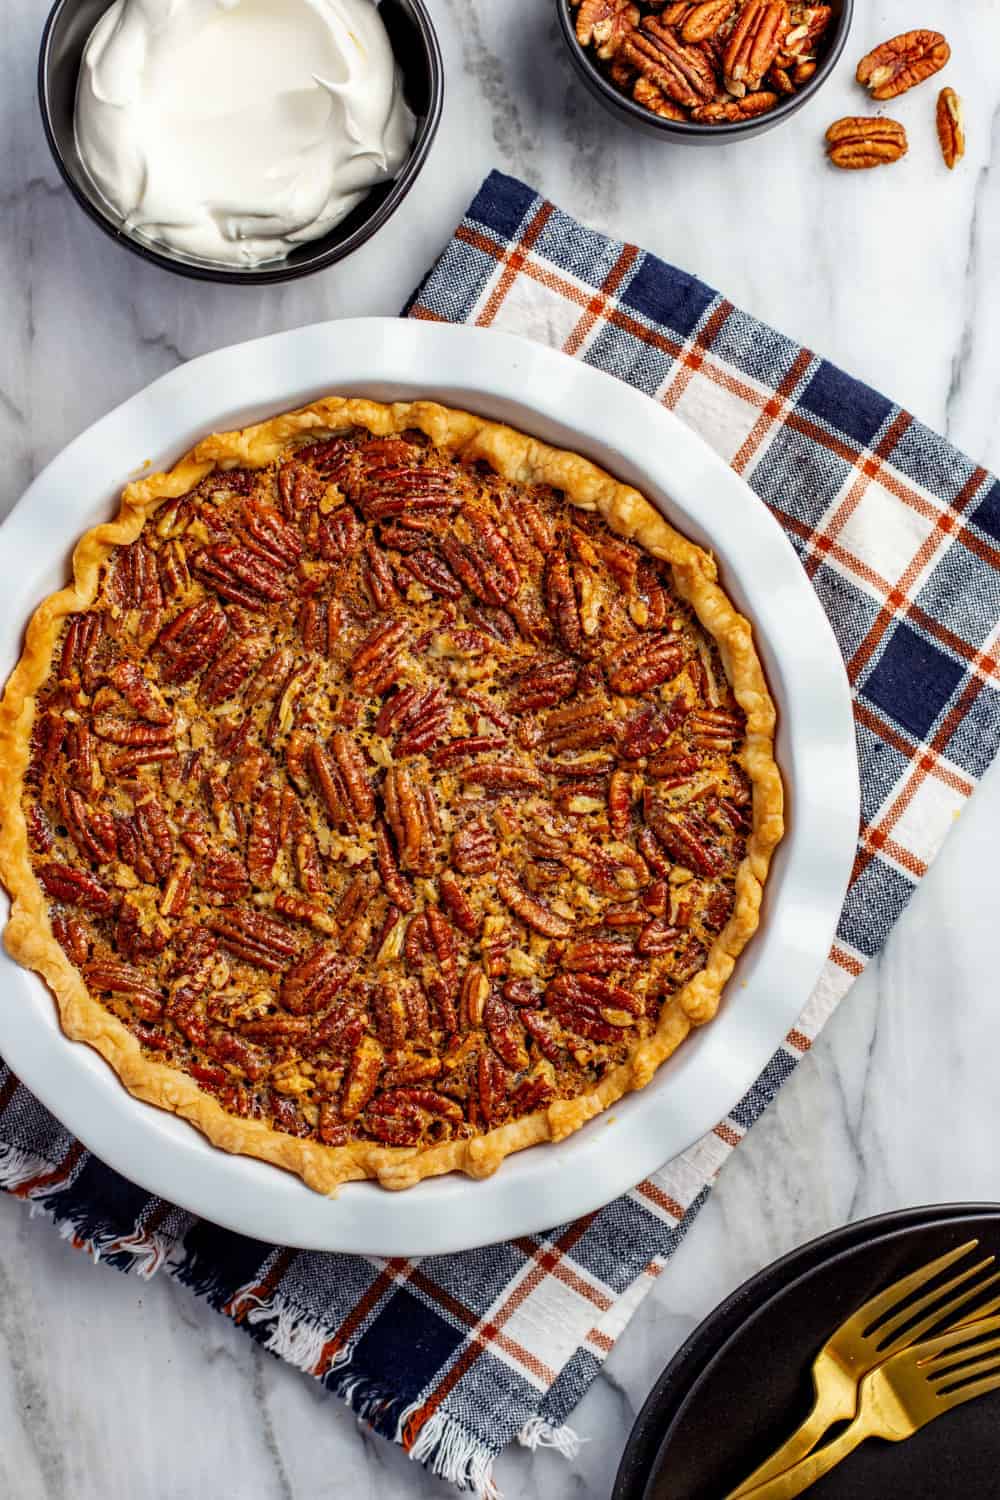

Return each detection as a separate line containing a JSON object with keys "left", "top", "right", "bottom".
{"left": 826, "top": 117, "right": 908, "bottom": 170}
{"left": 936, "top": 87, "right": 965, "bottom": 170}
{"left": 856, "top": 29, "right": 949, "bottom": 101}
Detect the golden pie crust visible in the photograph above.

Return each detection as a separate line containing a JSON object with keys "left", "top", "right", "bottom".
{"left": 0, "top": 398, "right": 783, "bottom": 1193}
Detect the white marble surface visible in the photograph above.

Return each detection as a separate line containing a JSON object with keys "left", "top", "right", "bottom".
{"left": 2, "top": 1, "right": 999, "bottom": 1495}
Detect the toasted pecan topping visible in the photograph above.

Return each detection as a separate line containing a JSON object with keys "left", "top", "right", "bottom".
{"left": 826, "top": 116, "right": 908, "bottom": 170}
{"left": 23, "top": 424, "right": 750, "bottom": 1150}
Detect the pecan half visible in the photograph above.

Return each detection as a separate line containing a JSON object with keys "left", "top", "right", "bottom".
{"left": 510, "top": 1071, "right": 555, "bottom": 1117}
{"left": 317, "top": 505, "right": 364, "bottom": 562}
{"left": 363, "top": 541, "right": 400, "bottom": 610}
{"left": 107, "top": 660, "right": 171, "bottom": 724}
{"left": 439, "top": 869, "right": 478, "bottom": 935}
{"left": 341, "top": 1035, "right": 385, "bottom": 1120}
{"left": 133, "top": 795, "right": 174, "bottom": 881}
{"left": 575, "top": 0, "right": 639, "bottom": 57}
{"left": 461, "top": 763, "right": 547, "bottom": 794}
{"left": 458, "top": 508, "right": 522, "bottom": 603}
{"left": 241, "top": 499, "right": 303, "bottom": 568}
{"left": 783, "top": 3, "right": 831, "bottom": 57}
{"left": 331, "top": 731, "right": 375, "bottom": 822}
{"left": 372, "top": 979, "right": 430, "bottom": 1050}
{"left": 25, "top": 803, "right": 54, "bottom": 854}
{"left": 546, "top": 973, "right": 642, "bottom": 1042}
{"left": 540, "top": 698, "right": 615, "bottom": 753}
{"left": 937, "top": 87, "right": 965, "bottom": 170}
{"left": 496, "top": 871, "right": 572, "bottom": 938}
{"left": 246, "top": 646, "right": 294, "bottom": 705}
{"left": 58, "top": 786, "right": 117, "bottom": 865}
{"left": 51, "top": 911, "right": 90, "bottom": 966}
{"left": 280, "top": 944, "right": 354, "bottom": 1013}
{"left": 681, "top": 0, "right": 737, "bottom": 42}
{"left": 606, "top": 634, "right": 684, "bottom": 694}
{"left": 38, "top": 862, "right": 112, "bottom": 913}
{"left": 645, "top": 793, "right": 725, "bottom": 876}
{"left": 688, "top": 707, "right": 744, "bottom": 748}
{"left": 374, "top": 818, "right": 415, "bottom": 911}
{"left": 400, "top": 549, "right": 463, "bottom": 599}
{"left": 723, "top": 1, "right": 789, "bottom": 94}
{"left": 544, "top": 555, "right": 585, "bottom": 653}
{"left": 384, "top": 764, "right": 434, "bottom": 873}
{"left": 350, "top": 620, "right": 407, "bottom": 695}
{"left": 562, "top": 938, "right": 638, "bottom": 974}
{"left": 406, "top": 907, "right": 460, "bottom": 1030}
{"left": 363, "top": 1093, "right": 422, "bottom": 1145}
{"left": 826, "top": 117, "right": 908, "bottom": 170}
{"left": 85, "top": 961, "right": 163, "bottom": 1019}
{"left": 478, "top": 1050, "right": 509, "bottom": 1125}
{"left": 484, "top": 993, "right": 530, "bottom": 1070}
{"left": 461, "top": 965, "right": 491, "bottom": 1028}
{"left": 856, "top": 30, "right": 949, "bottom": 101}
{"left": 247, "top": 784, "right": 282, "bottom": 886}
{"left": 632, "top": 77, "right": 689, "bottom": 120}
{"left": 451, "top": 818, "right": 497, "bottom": 875}
{"left": 622, "top": 16, "right": 716, "bottom": 106}
{"left": 522, "top": 1007, "right": 563, "bottom": 1062}
{"left": 199, "top": 636, "right": 266, "bottom": 708}
{"left": 92, "top": 715, "right": 175, "bottom": 747}
{"left": 60, "top": 614, "right": 103, "bottom": 694}
{"left": 357, "top": 464, "right": 459, "bottom": 522}
{"left": 201, "top": 849, "right": 251, "bottom": 901}
{"left": 395, "top": 688, "right": 450, "bottom": 757}
{"left": 692, "top": 91, "right": 778, "bottom": 121}
{"left": 208, "top": 908, "right": 299, "bottom": 971}
{"left": 194, "top": 543, "right": 288, "bottom": 611}
{"left": 156, "top": 602, "right": 228, "bottom": 684}
{"left": 608, "top": 769, "right": 634, "bottom": 837}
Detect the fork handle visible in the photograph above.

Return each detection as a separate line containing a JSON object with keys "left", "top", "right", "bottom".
{"left": 729, "top": 1383, "right": 854, "bottom": 1496}
{"left": 730, "top": 1418, "right": 868, "bottom": 1499}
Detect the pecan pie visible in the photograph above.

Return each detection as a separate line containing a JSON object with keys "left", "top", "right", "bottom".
{"left": 0, "top": 399, "right": 783, "bottom": 1192}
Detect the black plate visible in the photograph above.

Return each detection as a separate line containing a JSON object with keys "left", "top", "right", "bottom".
{"left": 614, "top": 1205, "right": 1000, "bottom": 1500}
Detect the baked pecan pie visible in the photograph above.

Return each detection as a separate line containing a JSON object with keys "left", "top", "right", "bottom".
{"left": 0, "top": 399, "right": 783, "bottom": 1192}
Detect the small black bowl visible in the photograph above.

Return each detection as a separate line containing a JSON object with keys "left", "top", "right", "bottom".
{"left": 557, "top": 0, "right": 853, "bottom": 144}
{"left": 38, "top": 0, "right": 443, "bottom": 283}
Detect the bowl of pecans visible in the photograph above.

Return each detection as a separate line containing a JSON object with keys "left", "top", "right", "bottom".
{"left": 558, "top": 0, "right": 854, "bottom": 141}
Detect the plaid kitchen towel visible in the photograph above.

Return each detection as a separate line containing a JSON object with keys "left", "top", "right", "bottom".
{"left": 3, "top": 169, "right": 1000, "bottom": 1496}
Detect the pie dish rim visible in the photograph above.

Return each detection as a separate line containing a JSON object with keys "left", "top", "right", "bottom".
{"left": 0, "top": 318, "right": 858, "bottom": 1252}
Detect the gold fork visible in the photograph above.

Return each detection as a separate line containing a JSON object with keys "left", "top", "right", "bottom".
{"left": 733, "top": 1310, "right": 1000, "bottom": 1498}
{"left": 729, "top": 1240, "right": 1000, "bottom": 1496}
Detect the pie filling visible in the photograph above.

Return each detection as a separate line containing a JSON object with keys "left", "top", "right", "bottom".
{"left": 20, "top": 425, "right": 754, "bottom": 1156}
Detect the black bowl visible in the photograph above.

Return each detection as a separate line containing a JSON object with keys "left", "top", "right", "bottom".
{"left": 38, "top": 0, "right": 443, "bottom": 283}
{"left": 557, "top": 0, "right": 853, "bottom": 143}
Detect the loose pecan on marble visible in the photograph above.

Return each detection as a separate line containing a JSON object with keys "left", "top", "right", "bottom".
{"left": 856, "top": 29, "right": 949, "bottom": 101}
{"left": 936, "top": 87, "right": 965, "bottom": 170}
{"left": 826, "top": 117, "right": 908, "bottom": 170}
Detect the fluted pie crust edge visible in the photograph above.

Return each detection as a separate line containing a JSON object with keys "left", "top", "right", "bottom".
{"left": 0, "top": 397, "right": 784, "bottom": 1194}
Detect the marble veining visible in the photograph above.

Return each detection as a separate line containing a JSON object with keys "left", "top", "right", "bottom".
{"left": 2, "top": 0, "right": 1000, "bottom": 1495}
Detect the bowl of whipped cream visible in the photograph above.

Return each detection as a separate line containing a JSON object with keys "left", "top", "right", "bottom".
{"left": 39, "top": 0, "right": 443, "bottom": 282}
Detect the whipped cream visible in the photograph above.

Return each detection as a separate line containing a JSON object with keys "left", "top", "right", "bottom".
{"left": 75, "top": 0, "right": 416, "bottom": 267}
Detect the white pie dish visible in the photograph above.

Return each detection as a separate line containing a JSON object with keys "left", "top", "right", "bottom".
{"left": 0, "top": 318, "right": 859, "bottom": 1254}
